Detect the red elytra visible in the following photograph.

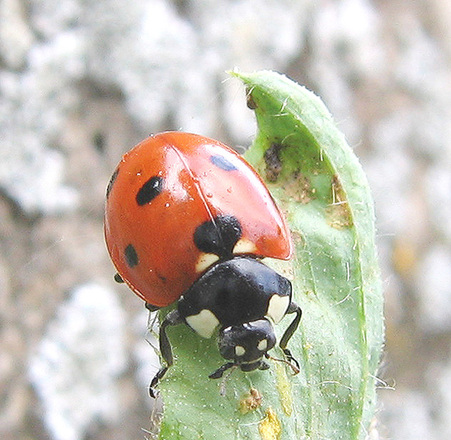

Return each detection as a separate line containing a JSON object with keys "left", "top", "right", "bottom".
{"left": 104, "top": 132, "right": 292, "bottom": 307}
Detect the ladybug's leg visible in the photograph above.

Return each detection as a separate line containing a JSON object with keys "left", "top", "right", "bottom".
{"left": 149, "top": 309, "right": 183, "bottom": 397}
{"left": 279, "top": 302, "right": 302, "bottom": 370}
{"left": 158, "top": 310, "right": 183, "bottom": 367}
{"left": 209, "top": 362, "right": 236, "bottom": 379}
{"left": 114, "top": 273, "right": 124, "bottom": 283}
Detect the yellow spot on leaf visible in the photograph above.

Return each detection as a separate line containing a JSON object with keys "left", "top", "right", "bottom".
{"left": 275, "top": 362, "right": 293, "bottom": 416}
{"left": 259, "top": 407, "right": 281, "bottom": 440}
{"left": 303, "top": 341, "right": 313, "bottom": 350}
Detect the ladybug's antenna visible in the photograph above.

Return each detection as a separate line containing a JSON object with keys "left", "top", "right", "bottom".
{"left": 219, "top": 365, "right": 238, "bottom": 397}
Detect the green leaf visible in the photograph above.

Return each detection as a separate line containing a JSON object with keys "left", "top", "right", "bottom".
{"left": 157, "top": 70, "right": 384, "bottom": 440}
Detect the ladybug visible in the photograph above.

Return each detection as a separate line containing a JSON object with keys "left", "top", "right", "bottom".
{"left": 104, "top": 132, "right": 301, "bottom": 393}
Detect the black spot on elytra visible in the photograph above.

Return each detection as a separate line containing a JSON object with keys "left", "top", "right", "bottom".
{"left": 194, "top": 215, "right": 242, "bottom": 257}
{"left": 106, "top": 168, "right": 119, "bottom": 199}
{"left": 124, "top": 244, "right": 139, "bottom": 267}
{"left": 210, "top": 155, "right": 237, "bottom": 172}
{"left": 136, "top": 176, "right": 164, "bottom": 206}
{"left": 156, "top": 271, "right": 167, "bottom": 282}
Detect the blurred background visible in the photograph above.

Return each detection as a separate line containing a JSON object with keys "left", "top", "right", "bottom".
{"left": 1, "top": 0, "right": 450, "bottom": 439}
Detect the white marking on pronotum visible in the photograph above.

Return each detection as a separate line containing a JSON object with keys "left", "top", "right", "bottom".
{"left": 235, "top": 346, "right": 246, "bottom": 357}
{"left": 185, "top": 309, "right": 219, "bottom": 338}
{"left": 257, "top": 339, "right": 268, "bottom": 352}
{"left": 233, "top": 238, "right": 257, "bottom": 254}
{"left": 195, "top": 253, "right": 219, "bottom": 273}
{"left": 266, "top": 295, "right": 290, "bottom": 324}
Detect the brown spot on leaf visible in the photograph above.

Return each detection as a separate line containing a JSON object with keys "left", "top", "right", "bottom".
{"left": 284, "top": 171, "right": 315, "bottom": 204}
{"left": 291, "top": 230, "right": 304, "bottom": 247}
{"left": 239, "top": 388, "right": 263, "bottom": 414}
{"left": 326, "top": 175, "right": 353, "bottom": 229}
{"left": 246, "top": 88, "right": 258, "bottom": 109}
{"left": 264, "top": 143, "right": 283, "bottom": 182}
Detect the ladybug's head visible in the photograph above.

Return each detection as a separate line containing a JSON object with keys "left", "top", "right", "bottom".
{"left": 217, "top": 318, "right": 276, "bottom": 370}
